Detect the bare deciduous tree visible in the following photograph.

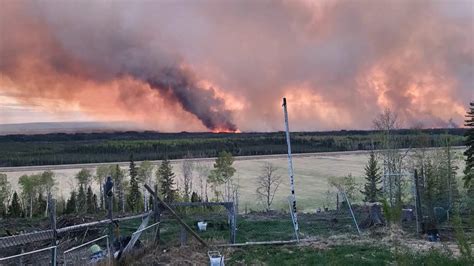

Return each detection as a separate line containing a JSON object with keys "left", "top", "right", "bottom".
{"left": 373, "top": 108, "right": 405, "bottom": 207}
{"left": 256, "top": 163, "right": 282, "bottom": 211}
{"left": 182, "top": 157, "right": 194, "bottom": 201}
{"left": 138, "top": 161, "right": 154, "bottom": 211}
{"left": 196, "top": 163, "right": 210, "bottom": 201}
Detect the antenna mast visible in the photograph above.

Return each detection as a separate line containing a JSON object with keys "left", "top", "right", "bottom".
{"left": 282, "top": 98, "right": 299, "bottom": 239}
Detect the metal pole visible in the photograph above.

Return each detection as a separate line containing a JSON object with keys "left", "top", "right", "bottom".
{"left": 53, "top": 246, "right": 57, "bottom": 266}
{"left": 282, "top": 98, "right": 299, "bottom": 236}
{"left": 341, "top": 189, "right": 361, "bottom": 236}
{"left": 106, "top": 235, "right": 111, "bottom": 266}
{"left": 0, "top": 246, "right": 58, "bottom": 262}
{"left": 287, "top": 197, "right": 299, "bottom": 241}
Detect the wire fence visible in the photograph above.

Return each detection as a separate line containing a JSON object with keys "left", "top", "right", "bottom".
{"left": 0, "top": 246, "right": 57, "bottom": 266}
{"left": 135, "top": 222, "right": 159, "bottom": 248}
{"left": 63, "top": 235, "right": 110, "bottom": 266}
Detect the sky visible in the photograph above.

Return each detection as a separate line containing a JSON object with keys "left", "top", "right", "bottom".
{"left": 0, "top": 0, "right": 473, "bottom": 132}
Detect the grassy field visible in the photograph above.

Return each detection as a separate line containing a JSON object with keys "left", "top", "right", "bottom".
{"left": 226, "top": 244, "right": 471, "bottom": 265}
{"left": 2, "top": 148, "right": 465, "bottom": 212}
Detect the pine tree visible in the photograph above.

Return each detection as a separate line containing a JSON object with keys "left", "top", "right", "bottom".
{"left": 35, "top": 193, "right": 46, "bottom": 217}
{"left": 158, "top": 159, "right": 176, "bottom": 203}
{"left": 424, "top": 160, "right": 437, "bottom": 221}
{"left": 112, "top": 165, "right": 126, "bottom": 213}
{"left": 127, "top": 155, "right": 142, "bottom": 212}
{"left": 86, "top": 186, "right": 95, "bottom": 213}
{"left": 65, "top": 191, "right": 77, "bottom": 214}
{"left": 77, "top": 185, "right": 87, "bottom": 213}
{"left": 191, "top": 191, "right": 201, "bottom": 202}
{"left": 464, "top": 102, "right": 474, "bottom": 188}
{"left": 92, "top": 194, "right": 98, "bottom": 213}
{"left": 8, "top": 191, "right": 22, "bottom": 217}
{"left": 361, "top": 152, "right": 383, "bottom": 202}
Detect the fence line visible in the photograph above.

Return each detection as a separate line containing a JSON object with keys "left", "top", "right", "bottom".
{"left": 132, "top": 222, "right": 160, "bottom": 236}
{"left": 63, "top": 235, "right": 109, "bottom": 254}
{"left": 63, "top": 235, "right": 110, "bottom": 266}
{"left": 0, "top": 245, "right": 57, "bottom": 261}
{"left": 0, "top": 212, "right": 152, "bottom": 249}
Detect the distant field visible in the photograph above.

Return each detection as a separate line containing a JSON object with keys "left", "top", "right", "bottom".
{"left": 2, "top": 148, "right": 465, "bottom": 212}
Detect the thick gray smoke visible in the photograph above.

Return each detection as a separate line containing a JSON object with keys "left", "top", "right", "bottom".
{"left": 0, "top": 0, "right": 472, "bottom": 131}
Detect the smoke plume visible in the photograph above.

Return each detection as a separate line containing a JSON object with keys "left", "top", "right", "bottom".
{"left": 0, "top": 0, "right": 472, "bottom": 131}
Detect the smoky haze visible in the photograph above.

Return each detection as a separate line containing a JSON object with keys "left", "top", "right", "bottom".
{"left": 0, "top": 0, "right": 472, "bottom": 132}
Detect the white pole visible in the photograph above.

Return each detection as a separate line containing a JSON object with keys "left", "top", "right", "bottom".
{"left": 340, "top": 189, "right": 361, "bottom": 236}
{"left": 282, "top": 98, "right": 299, "bottom": 235}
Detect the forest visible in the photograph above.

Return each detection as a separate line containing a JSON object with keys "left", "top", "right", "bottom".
{"left": 0, "top": 128, "right": 466, "bottom": 167}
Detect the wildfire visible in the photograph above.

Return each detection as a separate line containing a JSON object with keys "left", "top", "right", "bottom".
{"left": 211, "top": 128, "right": 241, "bottom": 134}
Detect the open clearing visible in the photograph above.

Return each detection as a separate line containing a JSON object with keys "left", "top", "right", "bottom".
{"left": 1, "top": 148, "right": 465, "bottom": 212}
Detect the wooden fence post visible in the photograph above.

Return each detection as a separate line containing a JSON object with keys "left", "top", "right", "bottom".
{"left": 180, "top": 226, "right": 187, "bottom": 246}
{"left": 48, "top": 196, "right": 57, "bottom": 266}
{"left": 414, "top": 169, "right": 423, "bottom": 235}
{"left": 231, "top": 203, "right": 236, "bottom": 244}
{"left": 153, "top": 184, "right": 160, "bottom": 245}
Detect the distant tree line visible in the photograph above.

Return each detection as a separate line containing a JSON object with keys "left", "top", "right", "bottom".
{"left": 1, "top": 151, "right": 237, "bottom": 218}
{"left": 0, "top": 129, "right": 466, "bottom": 167}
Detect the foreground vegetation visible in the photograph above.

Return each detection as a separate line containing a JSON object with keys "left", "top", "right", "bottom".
{"left": 228, "top": 244, "right": 470, "bottom": 266}
{"left": 0, "top": 128, "right": 466, "bottom": 167}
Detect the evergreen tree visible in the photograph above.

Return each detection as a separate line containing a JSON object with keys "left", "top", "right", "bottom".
{"left": 464, "top": 102, "right": 474, "bottom": 188}
{"left": 56, "top": 197, "right": 66, "bottom": 215}
{"left": 8, "top": 191, "right": 22, "bottom": 217}
{"left": 111, "top": 165, "right": 126, "bottom": 213}
{"left": 423, "top": 160, "right": 437, "bottom": 221}
{"left": 92, "top": 194, "right": 98, "bottom": 212}
{"left": 191, "top": 191, "right": 201, "bottom": 202}
{"left": 86, "top": 186, "right": 95, "bottom": 213}
{"left": 65, "top": 190, "right": 77, "bottom": 214}
{"left": 35, "top": 193, "right": 46, "bottom": 217}
{"left": 361, "top": 152, "right": 383, "bottom": 202}
{"left": 127, "top": 155, "right": 142, "bottom": 212}
{"left": 158, "top": 159, "right": 176, "bottom": 203}
{"left": 77, "top": 185, "right": 87, "bottom": 213}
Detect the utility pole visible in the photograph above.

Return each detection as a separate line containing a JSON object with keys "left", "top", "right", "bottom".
{"left": 282, "top": 98, "right": 299, "bottom": 239}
